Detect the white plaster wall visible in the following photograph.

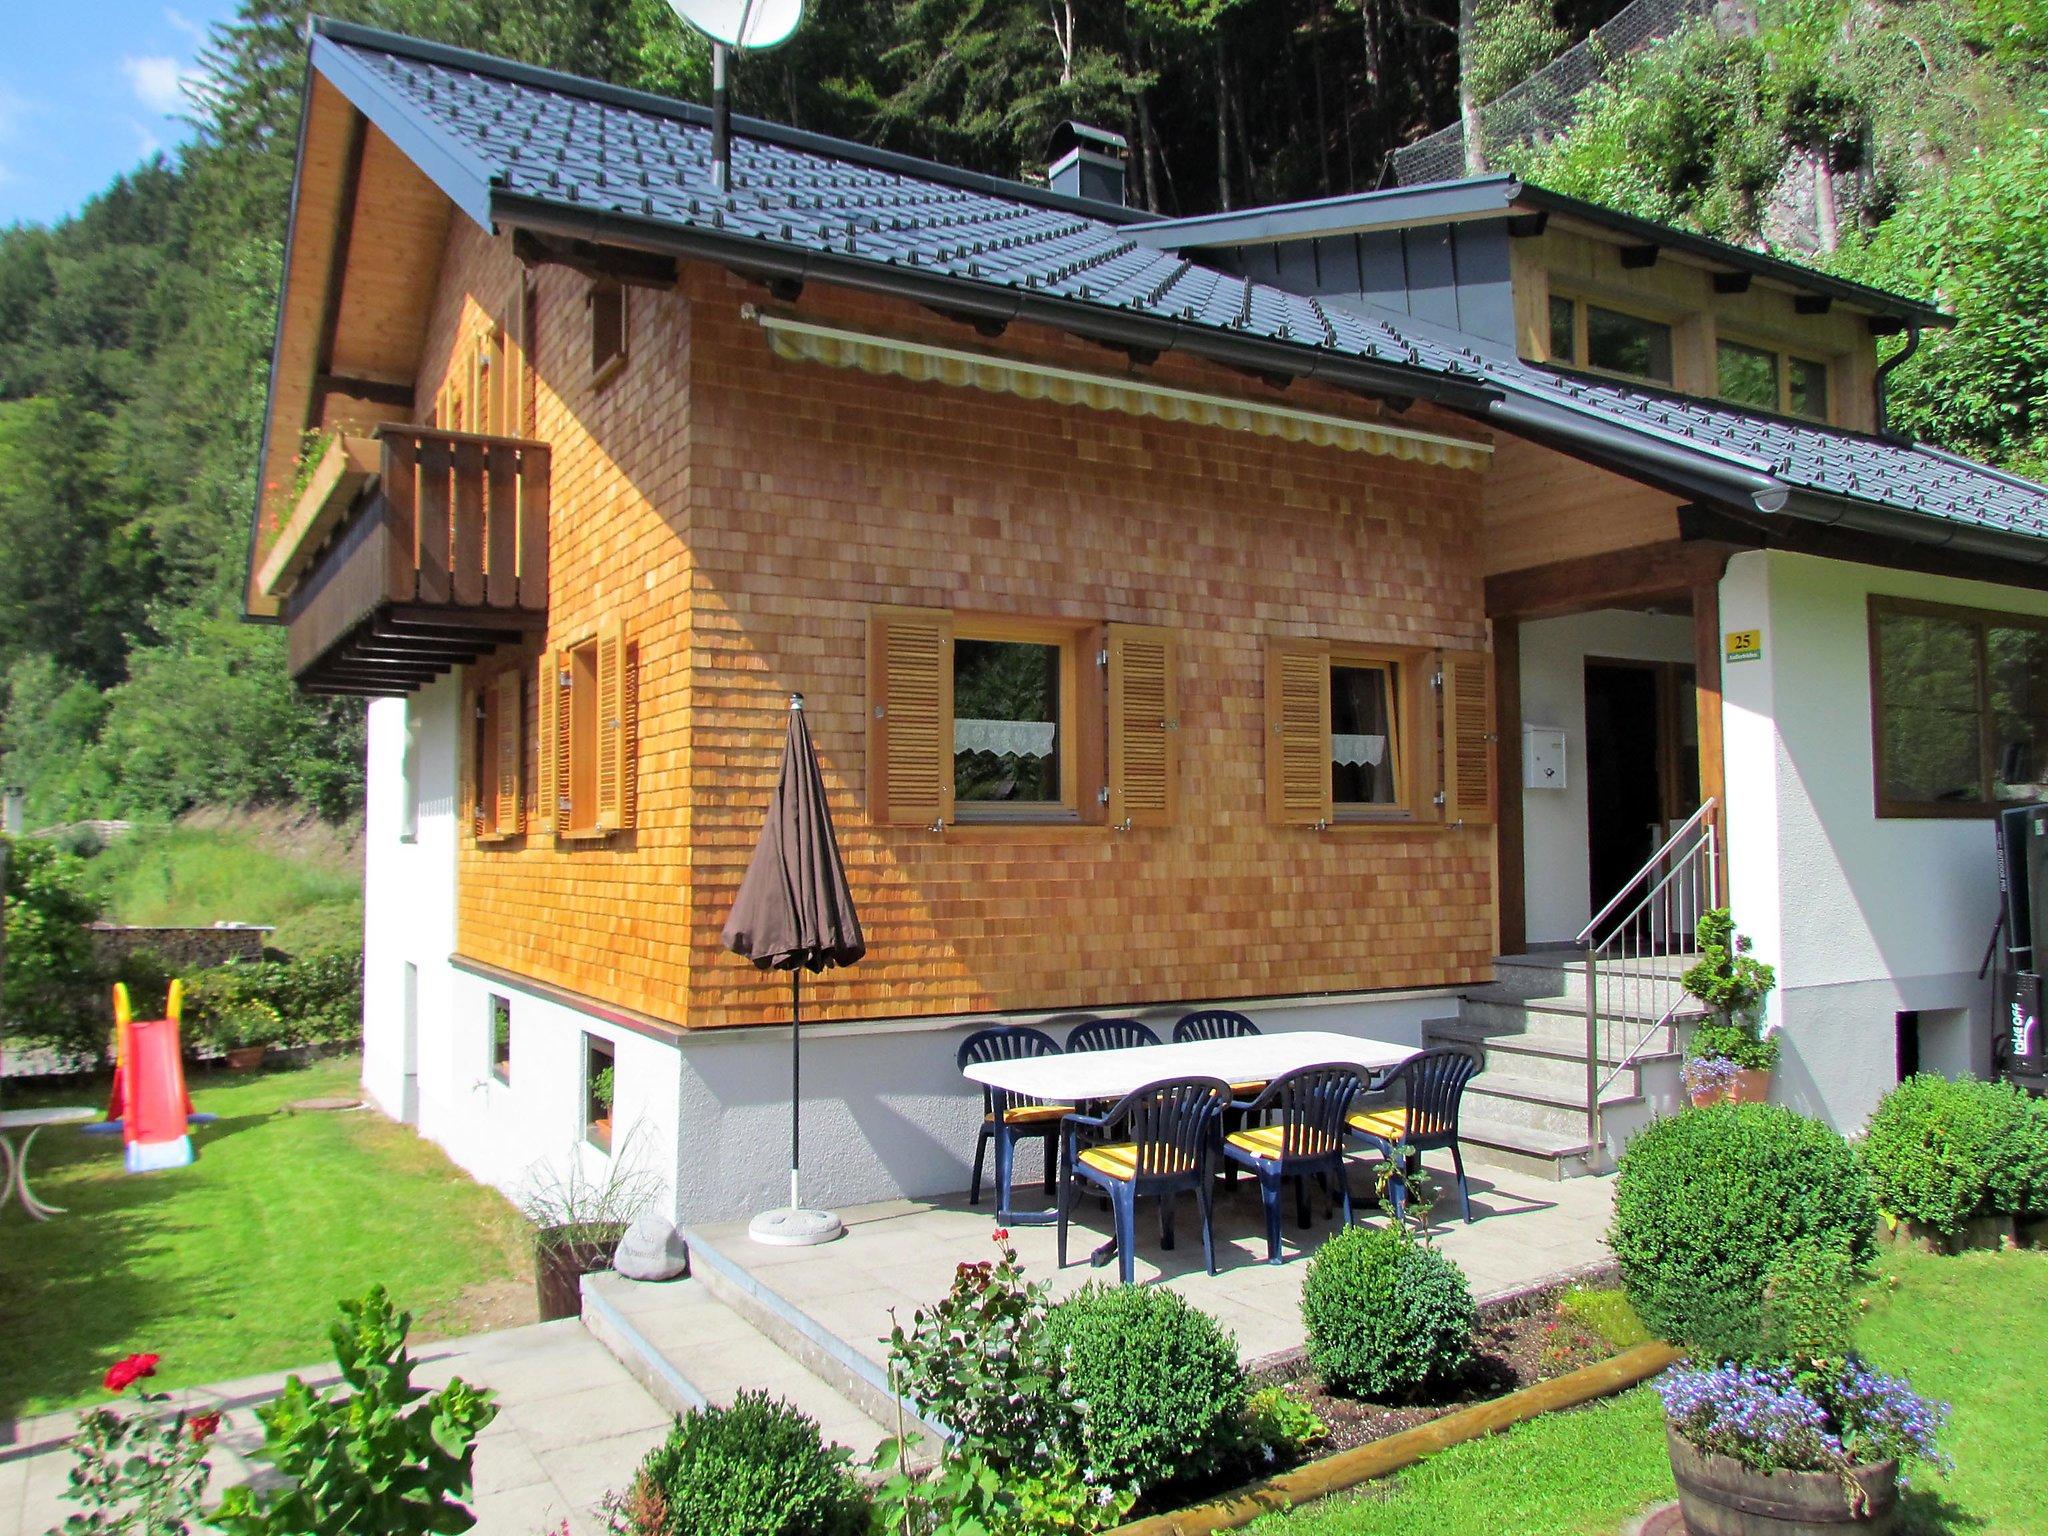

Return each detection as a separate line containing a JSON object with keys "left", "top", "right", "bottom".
{"left": 361, "top": 680, "right": 460, "bottom": 1126}
{"left": 1718, "top": 550, "right": 2035, "bottom": 1129}
{"left": 669, "top": 990, "right": 1450, "bottom": 1223}
{"left": 1518, "top": 609, "right": 1697, "bottom": 945}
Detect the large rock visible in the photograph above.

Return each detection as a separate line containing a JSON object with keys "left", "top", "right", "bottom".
{"left": 613, "top": 1212, "right": 688, "bottom": 1282}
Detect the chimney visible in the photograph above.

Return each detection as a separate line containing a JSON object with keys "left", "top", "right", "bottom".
{"left": 1048, "top": 122, "right": 1129, "bottom": 206}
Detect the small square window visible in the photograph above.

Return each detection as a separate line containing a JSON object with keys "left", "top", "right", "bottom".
{"left": 1716, "top": 339, "right": 1779, "bottom": 411}
{"left": 584, "top": 1034, "right": 616, "bottom": 1152}
{"left": 1786, "top": 355, "right": 1828, "bottom": 421}
{"left": 488, "top": 994, "right": 511, "bottom": 1085}
{"left": 1584, "top": 304, "right": 1673, "bottom": 384}
{"left": 952, "top": 632, "right": 1069, "bottom": 816}
{"left": 1331, "top": 663, "right": 1400, "bottom": 810}
{"left": 590, "top": 280, "right": 627, "bottom": 383}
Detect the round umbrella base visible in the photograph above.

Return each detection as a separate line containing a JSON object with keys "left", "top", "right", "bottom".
{"left": 748, "top": 1207, "right": 844, "bottom": 1246}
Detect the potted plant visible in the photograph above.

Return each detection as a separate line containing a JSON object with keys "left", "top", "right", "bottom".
{"left": 220, "top": 997, "right": 289, "bottom": 1071}
{"left": 589, "top": 1065, "right": 616, "bottom": 1149}
{"left": 521, "top": 1155, "right": 658, "bottom": 1321}
{"left": 1658, "top": 1251, "right": 1949, "bottom": 1535}
{"left": 1683, "top": 910, "right": 1779, "bottom": 1104}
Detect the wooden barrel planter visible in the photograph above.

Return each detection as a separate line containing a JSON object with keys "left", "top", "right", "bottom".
{"left": 224, "top": 1045, "right": 269, "bottom": 1072}
{"left": 534, "top": 1225, "right": 623, "bottom": 1320}
{"left": 1667, "top": 1429, "right": 1898, "bottom": 1535}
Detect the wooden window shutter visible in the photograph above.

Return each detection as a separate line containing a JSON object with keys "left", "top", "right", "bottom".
{"left": 1266, "top": 638, "right": 1332, "bottom": 826}
{"left": 535, "top": 650, "right": 561, "bottom": 832}
{"left": 595, "top": 615, "right": 636, "bottom": 832}
{"left": 1107, "top": 624, "right": 1179, "bottom": 828}
{"left": 867, "top": 606, "right": 953, "bottom": 826}
{"left": 1441, "top": 648, "right": 1497, "bottom": 826}
{"left": 493, "top": 669, "right": 523, "bottom": 834}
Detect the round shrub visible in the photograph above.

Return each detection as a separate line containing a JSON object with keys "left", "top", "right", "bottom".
{"left": 1860, "top": 1073, "right": 2046, "bottom": 1233}
{"left": 613, "top": 1389, "right": 867, "bottom": 1536}
{"left": 1610, "top": 1103, "right": 1874, "bottom": 1347}
{"left": 1300, "top": 1226, "right": 1474, "bottom": 1399}
{"left": 1036, "top": 1281, "right": 1245, "bottom": 1496}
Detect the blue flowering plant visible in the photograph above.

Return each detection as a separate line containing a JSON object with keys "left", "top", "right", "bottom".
{"left": 1658, "top": 1360, "right": 1949, "bottom": 1480}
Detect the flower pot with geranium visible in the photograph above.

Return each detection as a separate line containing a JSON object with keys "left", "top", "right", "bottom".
{"left": 1682, "top": 909, "right": 1779, "bottom": 1105}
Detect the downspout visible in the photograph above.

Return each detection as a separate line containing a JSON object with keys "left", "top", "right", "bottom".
{"left": 1875, "top": 323, "right": 1922, "bottom": 441}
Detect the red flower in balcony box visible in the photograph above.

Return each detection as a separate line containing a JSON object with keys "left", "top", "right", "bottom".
{"left": 187, "top": 1410, "right": 222, "bottom": 1443}
{"left": 103, "top": 1353, "right": 160, "bottom": 1393}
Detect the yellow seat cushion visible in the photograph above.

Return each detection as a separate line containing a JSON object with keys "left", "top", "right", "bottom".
{"left": 1225, "top": 1123, "right": 1340, "bottom": 1162}
{"left": 1077, "top": 1142, "right": 1197, "bottom": 1180}
{"left": 986, "top": 1102, "right": 1073, "bottom": 1127}
{"left": 1229, "top": 1080, "right": 1269, "bottom": 1095}
{"left": 1348, "top": 1107, "right": 1409, "bottom": 1141}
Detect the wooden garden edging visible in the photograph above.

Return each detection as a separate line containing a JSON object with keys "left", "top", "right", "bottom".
{"left": 1109, "top": 1340, "right": 1683, "bottom": 1536}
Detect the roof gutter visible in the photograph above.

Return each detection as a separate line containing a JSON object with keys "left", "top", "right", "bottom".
{"left": 1780, "top": 487, "right": 2048, "bottom": 567}
{"left": 490, "top": 191, "right": 1501, "bottom": 412}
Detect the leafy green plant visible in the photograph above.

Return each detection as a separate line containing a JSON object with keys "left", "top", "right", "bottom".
{"left": 607, "top": 1390, "right": 867, "bottom": 1536}
{"left": 1681, "top": 910, "right": 1778, "bottom": 1029}
{"left": 178, "top": 950, "right": 363, "bottom": 1052}
{"left": 885, "top": 1230, "right": 1066, "bottom": 1474}
{"left": 1369, "top": 1144, "right": 1441, "bottom": 1237}
{"left": 1555, "top": 1286, "right": 1651, "bottom": 1351}
{"left": 592, "top": 1065, "right": 617, "bottom": 1113}
{"left": 1035, "top": 1281, "right": 1246, "bottom": 1498}
{"left": 1860, "top": 1073, "right": 2047, "bottom": 1234}
{"left": 520, "top": 1151, "right": 658, "bottom": 1253}
{"left": 210, "top": 1286, "right": 497, "bottom": 1536}
{"left": 1300, "top": 1226, "right": 1474, "bottom": 1400}
{"left": 49, "top": 1352, "right": 215, "bottom": 1535}
{"left": 1241, "top": 1385, "right": 1327, "bottom": 1463}
{"left": 1609, "top": 1102, "right": 1874, "bottom": 1348}
{"left": 2, "top": 835, "right": 106, "bottom": 1057}
{"left": 1687, "top": 1018, "right": 1781, "bottom": 1074}
{"left": 867, "top": 1442, "right": 1128, "bottom": 1536}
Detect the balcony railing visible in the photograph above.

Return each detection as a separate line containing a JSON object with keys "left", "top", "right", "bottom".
{"left": 281, "top": 426, "right": 550, "bottom": 695}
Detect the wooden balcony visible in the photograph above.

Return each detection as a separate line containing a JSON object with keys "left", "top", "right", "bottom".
{"left": 276, "top": 427, "right": 550, "bottom": 696}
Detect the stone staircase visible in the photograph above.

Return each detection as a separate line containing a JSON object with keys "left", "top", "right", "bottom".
{"left": 1424, "top": 950, "right": 1704, "bottom": 1179}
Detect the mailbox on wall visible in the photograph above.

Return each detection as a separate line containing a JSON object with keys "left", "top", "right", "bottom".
{"left": 1523, "top": 726, "right": 1568, "bottom": 791}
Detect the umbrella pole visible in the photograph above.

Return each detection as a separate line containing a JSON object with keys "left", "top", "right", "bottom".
{"left": 789, "top": 969, "right": 801, "bottom": 1211}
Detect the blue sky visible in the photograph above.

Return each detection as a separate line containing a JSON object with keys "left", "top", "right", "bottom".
{"left": 0, "top": 2, "right": 243, "bottom": 227}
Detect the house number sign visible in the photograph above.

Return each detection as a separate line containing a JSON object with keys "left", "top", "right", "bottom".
{"left": 1724, "top": 629, "right": 1762, "bottom": 664}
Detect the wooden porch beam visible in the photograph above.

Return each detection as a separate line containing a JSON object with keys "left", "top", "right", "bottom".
{"left": 1693, "top": 579, "right": 1728, "bottom": 906}
{"left": 1676, "top": 505, "right": 2048, "bottom": 594}
{"left": 315, "top": 372, "right": 413, "bottom": 410}
{"left": 1493, "top": 617, "right": 1527, "bottom": 957}
{"left": 307, "top": 111, "right": 368, "bottom": 423}
{"left": 511, "top": 229, "right": 678, "bottom": 290}
{"left": 1484, "top": 539, "right": 1739, "bottom": 619}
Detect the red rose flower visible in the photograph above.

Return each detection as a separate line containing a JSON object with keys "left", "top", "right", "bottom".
{"left": 188, "top": 1411, "right": 222, "bottom": 1443}
{"left": 103, "top": 1353, "right": 160, "bottom": 1393}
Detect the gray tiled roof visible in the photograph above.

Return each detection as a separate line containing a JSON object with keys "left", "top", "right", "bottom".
{"left": 314, "top": 22, "right": 2048, "bottom": 556}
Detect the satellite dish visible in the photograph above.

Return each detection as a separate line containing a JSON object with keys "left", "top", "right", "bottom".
{"left": 665, "top": 0, "right": 807, "bottom": 191}
{"left": 664, "top": 0, "right": 805, "bottom": 51}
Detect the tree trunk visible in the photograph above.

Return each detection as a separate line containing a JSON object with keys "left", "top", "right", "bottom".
{"left": 1215, "top": 39, "right": 1233, "bottom": 211}
{"left": 1814, "top": 154, "right": 1840, "bottom": 252}
{"left": 1460, "top": 0, "right": 1487, "bottom": 174}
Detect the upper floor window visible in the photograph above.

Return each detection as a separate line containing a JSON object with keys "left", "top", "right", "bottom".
{"left": 539, "top": 617, "right": 638, "bottom": 839}
{"left": 590, "top": 279, "right": 628, "bottom": 384}
{"left": 1716, "top": 338, "right": 1829, "bottom": 423}
{"left": 1547, "top": 294, "right": 1673, "bottom": 385}
{"left": 1871, "top": 596, "right": 2048, "bottom": 816}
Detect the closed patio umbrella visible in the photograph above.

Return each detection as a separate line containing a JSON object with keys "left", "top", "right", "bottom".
{"left": 722, "top": 693, "right": 865, "bottom": 1245}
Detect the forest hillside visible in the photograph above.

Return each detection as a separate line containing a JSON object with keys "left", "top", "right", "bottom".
{"left": 0, "top": 0, "right": 2042, "bottom": 824}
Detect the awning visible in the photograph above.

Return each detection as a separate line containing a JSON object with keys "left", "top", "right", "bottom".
{"left": 749, "top": 310, "right": 1494, "bottom": 472}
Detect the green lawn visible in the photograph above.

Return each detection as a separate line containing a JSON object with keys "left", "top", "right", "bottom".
{"left": 0, "top": 1057, "right": 532, "bottom": 1419}
{"left": 84, "top": 819, "right": 364, "bottom": 956}
{"left": 1251, "top": 1245, "right": 2048, "bottom": 1536}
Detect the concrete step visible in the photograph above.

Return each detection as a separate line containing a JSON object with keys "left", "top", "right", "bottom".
{"left": 580, "top": 1272, "right": 900, "bottom": 1461}
{"left": 1426, "top": 1019, "right": 1676, "bottom": 1093}
{"left": 1462, "top": 1067, "right": 1640, "bottom": 1138}
{"left": 1486, "top": 951, "right": 1702, "bottom": 1008}
{"left": 1454, "top": 1114, "right": 1596, "bottom": 1182}
{"left": 1440, "top": 1002, "right": 1684, "bottom": 1060}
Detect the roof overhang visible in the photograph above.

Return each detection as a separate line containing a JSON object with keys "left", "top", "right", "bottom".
{"left": 1133, "top": 174, "right": 1951, "bottom": 332}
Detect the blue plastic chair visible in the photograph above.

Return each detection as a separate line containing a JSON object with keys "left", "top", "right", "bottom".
{"left": 1348, "top": 1048, "right": 1482, "bottom": 1223}
{"left": 1066, "top": 1017, "right": 1160, "bottom": 1054}
{"left": 1171, "top": 1010, "right": 1260, "bottom": 1043}
{"left": 1222, "top": 1064, "right": 1367, "bottom": 1263}
{"left": 1057, "top": 1076, "right": 1231, "bottom": 1284}
{"left": 957, "top": 1025, "right": 1067, "bottom": 1217}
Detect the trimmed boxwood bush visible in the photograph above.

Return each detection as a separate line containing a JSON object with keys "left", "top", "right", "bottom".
{"left": 1300, "top": 1226, "right": 1474, "bottom": 1399}
{"left": 611, "top": 1389, "right": 868, "bottom": 1536}
{"left": 1036, "top": 1281, "right": 1245, "bottom": 1496}
{"left": 1860, "top": 1073, "right": 2048, "bottom": 1234}
{"left": 1609, "top": 1102, "right": 1874, "bottom": 1347}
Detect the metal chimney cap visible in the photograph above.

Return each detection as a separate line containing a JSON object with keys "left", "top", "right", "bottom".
{"left": 1048, "top": 121, "right": 1129, "bottom": 160}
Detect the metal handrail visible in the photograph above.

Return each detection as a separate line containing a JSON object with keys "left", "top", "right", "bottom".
{"left": 1580, "top": 797, "right": 1718, "bottom": 1168}
{"left": 1576, "top": 796, "right": 1720, "bottom": 946}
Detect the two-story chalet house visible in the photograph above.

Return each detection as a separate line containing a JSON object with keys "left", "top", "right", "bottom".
{"left": 246, "top": 21, "right": 2048, "bottom": 1220}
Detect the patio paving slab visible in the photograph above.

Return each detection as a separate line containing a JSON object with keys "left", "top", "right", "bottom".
{"left": 687, "top": 1151, "right": 1618, "bottom": 1372}
{"left": 0, "top": 1319, "right": 668, "bottom": 1536}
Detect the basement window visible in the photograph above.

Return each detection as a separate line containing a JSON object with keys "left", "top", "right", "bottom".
{"left": 584, "top": 1034, "right": 616, "bottom": 1153}
{"left": 489, "top": 994, "right": 512, "bottom": 1085}
{"left": 590, "top": 279, "right": 628, "bottom": 385}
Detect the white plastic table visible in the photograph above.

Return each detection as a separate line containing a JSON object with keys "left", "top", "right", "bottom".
{"left": 962, "top": 1030, "right": 1417, "bottom": 1223}
{"left": 0, "top": 1106, "right": 98, "bottom": 1221}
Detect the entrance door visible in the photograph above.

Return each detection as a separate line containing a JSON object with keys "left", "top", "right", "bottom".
{"left": 1585, "top": 660, "right": 1699, "bottom": 926}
